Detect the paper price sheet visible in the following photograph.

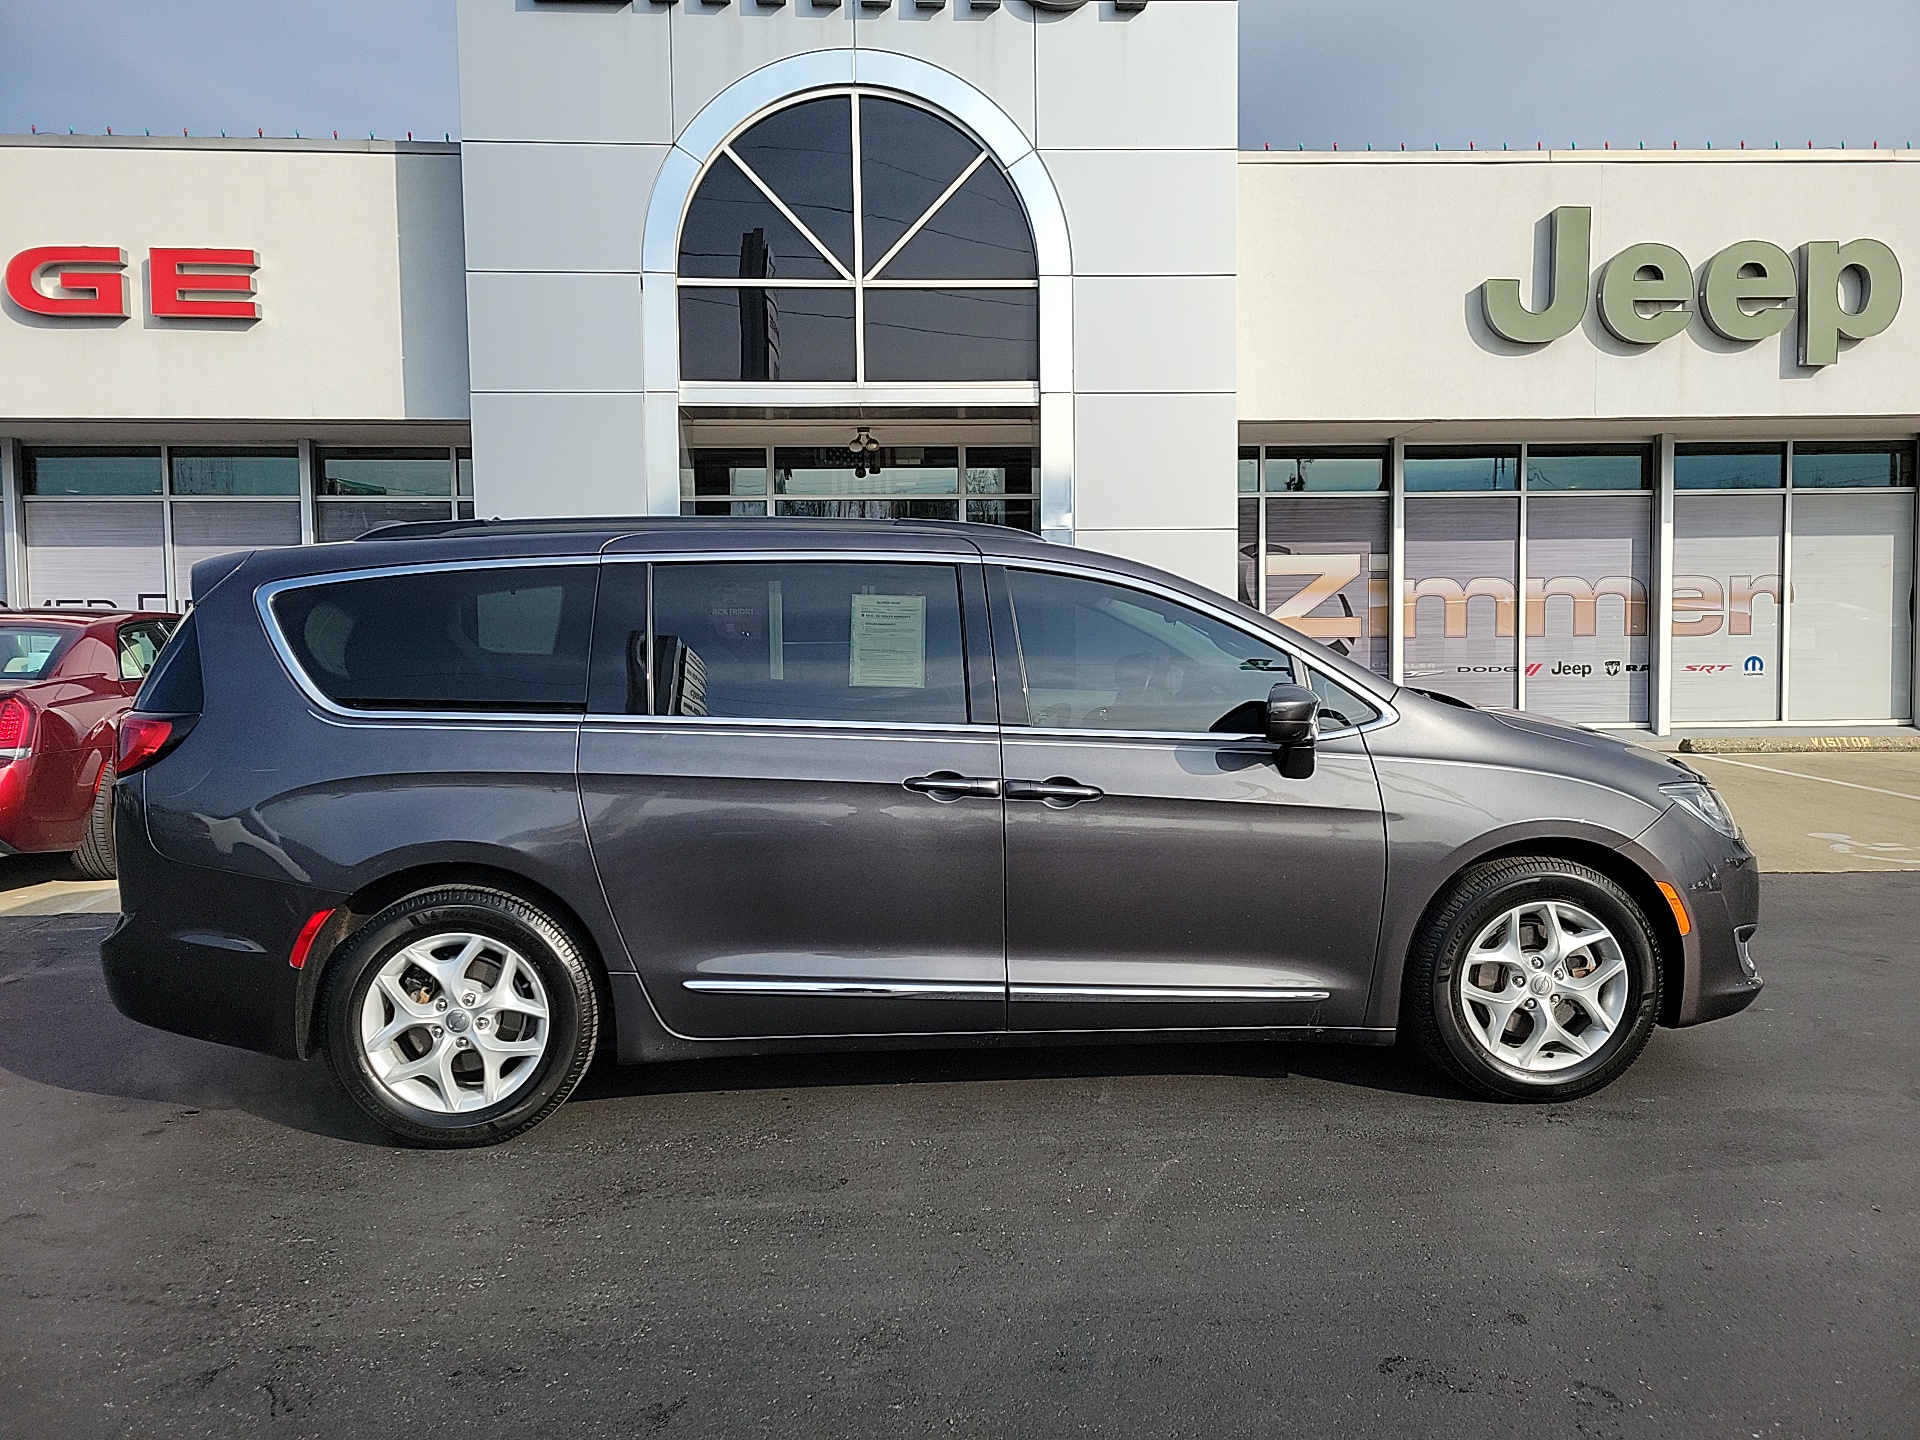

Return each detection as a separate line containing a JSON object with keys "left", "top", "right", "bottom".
{"left": 848, "top": 593, "right": 927, "bottom": 689}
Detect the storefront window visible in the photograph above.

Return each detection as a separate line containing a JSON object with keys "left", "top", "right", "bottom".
{"left": 22, "top": 448, "right": 162, "bottom": 496}
{"left": 677, "top": 90, "right": 1038, "bottom": 386}
{"left": 1787, "top": 490, "right": 1914, "bottom": 720}
{"left": 1404, "top": 447, "right": 1520, "bottom": 492}
{"left": 169, "top": 448, "right": 298, "bottom": 497}
{"left": 1525, "top": 446, "right": 1649, "bottom": 492}
{"left": 1792, "top": 442, "right": 1916, "bottom": 489}
{"left": 1525, "top": 493, "right": 1652, "bottom": 724}
{"left": 1670, "top": 494, "right": 1784, "bottom": 722}
{"left": 314, "top": 448, "right": 457, "bottom": 541}
{"left": 683, "top": 445, "right": 1036, "bottom": 530}
{"left": 1404, "top": 494, "right": 1520, "bottom": 705}
{"left": 1675, "top": 444, "right": 1783, "bottom": 489}
{"left": 1266, "top": 453, "right": 1386, "bottom": 492}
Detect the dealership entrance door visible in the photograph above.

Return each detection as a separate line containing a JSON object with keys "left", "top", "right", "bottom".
{"left": 680, "top": 417, "right": 1040, "bottom": 532}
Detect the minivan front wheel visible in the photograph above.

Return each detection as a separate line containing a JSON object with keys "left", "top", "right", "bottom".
{"left": 1407, "top": 858, "right": 1661, "bottom": 1101}
{"left": 321, "top": 887, "right": 600, "bottom": 1147}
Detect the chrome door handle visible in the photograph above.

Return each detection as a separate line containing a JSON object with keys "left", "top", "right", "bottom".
{"left": 1005, "top": 777, "right": 1104, "bottom": 807}
{"left": 903, "top": 772, "right": 1002, "bottom": 801}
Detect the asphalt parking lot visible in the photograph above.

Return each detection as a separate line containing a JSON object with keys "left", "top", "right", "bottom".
{"left": 2, "top": 871, "right": 1914, "bottom": 1439}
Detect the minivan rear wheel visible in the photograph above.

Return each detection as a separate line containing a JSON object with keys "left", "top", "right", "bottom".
{"left": 1406, "top": 857, "right": 1661, "bottom": 1102}
{"left": 320, "top": 886, "right": 600, "bottom": 1147}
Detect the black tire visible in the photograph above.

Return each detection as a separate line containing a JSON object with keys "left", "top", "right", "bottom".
{"left": 1405, "top": 857, "right": 1662, "bottom": 1102}
{"left": 72, "top": 759, "right": 117, "bottom": 881}
{"left": 320, "top": 886, "right": 600, "bottom": 1147}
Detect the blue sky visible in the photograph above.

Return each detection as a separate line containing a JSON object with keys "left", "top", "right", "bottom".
{"left": 3, "top": 1, "right": 1917, "bottom": 151}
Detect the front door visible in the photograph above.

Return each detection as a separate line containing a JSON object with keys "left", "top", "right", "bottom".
{"left": 580, "top": 553, "right": 1006, "bottom": 1039}
{"left": 990, "top": 564, "right": 1387, "bottom": 1033}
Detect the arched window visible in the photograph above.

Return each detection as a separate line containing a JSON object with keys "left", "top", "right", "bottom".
{"left": 678, "top": 91, "right": 1039, "bottom": 385}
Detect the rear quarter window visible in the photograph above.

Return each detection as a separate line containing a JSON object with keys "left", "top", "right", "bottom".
{"left": 0, "top": 625, "right": 73, "bottom": 679}
{"left": 270, "top": 565, "right": 598, "bottom": 712}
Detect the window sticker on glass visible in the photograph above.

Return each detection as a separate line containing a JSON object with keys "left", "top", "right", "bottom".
{"left": 849, "top": 593, "right": 928, "bottom": 689}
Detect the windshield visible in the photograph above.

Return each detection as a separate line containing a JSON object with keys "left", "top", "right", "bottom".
{"left": 0, "top": 625, "right": 72, "bottom": 680}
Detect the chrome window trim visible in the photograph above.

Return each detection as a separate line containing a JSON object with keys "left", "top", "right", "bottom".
{"left": 684, "top": 979, "right": 1002, "bottom": 1001}
{"left": 584, "top": 714, "right": 998, "bottom": 738}
{"left": 255, "top": 556, "right": 602, "bottom": 724}
{"left": 989, "top": 555, "right": 1401, "bottom": 740}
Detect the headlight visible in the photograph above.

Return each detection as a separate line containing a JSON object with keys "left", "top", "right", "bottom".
{"left": 1661, "top": 779, "right": 1741, "bottom": 840}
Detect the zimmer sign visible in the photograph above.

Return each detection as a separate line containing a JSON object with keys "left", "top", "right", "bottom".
{"left": 1480, "top": 206, "right": 1900, "bottom": 366}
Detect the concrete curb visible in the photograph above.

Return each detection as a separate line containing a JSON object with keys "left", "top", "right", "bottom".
{"left": 1679, "top": 736, "right": 1920, "bottom": 753}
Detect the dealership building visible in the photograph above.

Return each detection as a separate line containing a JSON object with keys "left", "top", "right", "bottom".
{"left": 2, "top": 0, "right": 1917, "bottom": 733}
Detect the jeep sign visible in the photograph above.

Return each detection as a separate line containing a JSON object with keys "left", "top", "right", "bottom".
{"left": 1480, "top": 206, "right": 1901, "bottom": 367}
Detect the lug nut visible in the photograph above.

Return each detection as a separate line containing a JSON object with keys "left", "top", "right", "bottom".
{"left": 461, "top": 993, "right": 476, "bottom": 1006}
{"left": 435, "top": 997, "right": 449, "bottom": 1012}
{"left": 475, "top": 1016, "right": 490, "bottom": 1030}
{"left": 1524, "top": 998, "right": 1537, "bottom": 1009}
{"left": 1530, "top": 957, "right": 1544, "bottom": 970}
{"left": 431, "top": 1024, "right": 444, "bottom": 1037}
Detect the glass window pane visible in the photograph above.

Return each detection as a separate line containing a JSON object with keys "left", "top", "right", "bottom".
{"left": 23, "top": 448, "right": 162, "bottom": 497}
{"left": 679, "top": 154, "right": 843, "bottom": 280}
{"left": 687, "top": 448, "right": 768, "bottom": 498}
{"left": 1671, "top": 494, "right": 1784, "bottom": 722}
{"left": 170, "top": 500, "right": 302, "bottom": 603}
{"left": 864, "top": 288, "right": 1037, "bottom": 382}
{"left": 860, "top": 97, "right": 985, "bottom": 268}
{"left": 682, "top": 500, "right": 769, "bottom": 517}
{"left": 775, "top": 499, "right": 960, "bottom": 521}
{"left": 1793, "top": 442, "right": 1915, "bottom": 489}
{"left": 272, "top": 565, "right": 597, "bottom": 712}
{"left": 775, "top": 446, "right": 959, "bottom": 497}
{"left": 1305, "top": 669, "right": 1381, "bottom": 730}
{"left": 1524, "top": 494, "right": 1652, "bottom": 724}
{"left": 1265, "top": 496, "right": 1391, "bottom": 674}
{"left": 1788, "top": 491, "right": 1913, "bottom": 720}
{"left": 877, "top": 160, "right": 1036, "bottom": 281}
{"left": 679, "top": 287, "right": 855, "bottom": 383}
{"left": 316, "top": 448, "right": 452, "bottom": 498}
{"left": 965, "top": 498, "right": 1037, "bottom": 531}
{"left": 0, "top": 624, "right": 76, "bottom": 679}
{"left": 1675, "top": 444, "right": 1784, "bottom": 490}
{"left": 314, "top": 500, "right": 451, "bottom": 541}
{"left": 1238, "top": 447, "right": 1260, "bottom": 495}
{"left": 118, "top": 623, "right": 168, "bottom": 681}
{"left": 1003, "top": 567, "right": 1295, "bottom": 733}
{"left": 1237, "top": 496, "right": 1259, "bottom": 607}
{"left": 168, "top": 448, "right": 299, "bottom": 497}
{"left": 727, "top": 96, "right": 855, "bottom": 273}
{"left": 964, "top": 447, "right": 1035, "bottom": 496}
{"left": 1266, "top": 452, "right": 1387, "bottom": 493}
{"left": 457, "top": 449, "right": 473, "bottom": 497}
{"left": 650, "top": 561, "right": 968, "bottom": 724}
{"left": 1525, "top": 447, "right": 1650, "bottom": 492}
{"left": 24, "top": 500, "right": 168, "bottom": 609}
{"left": 1404, "top": 495, "right": 1520, "bottom": 706}
{"left": 1404, "top": 447, "right": 1521, "bottom": 492}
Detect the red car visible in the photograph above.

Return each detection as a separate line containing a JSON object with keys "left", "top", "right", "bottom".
{"left": 0, "top": 610, "right": 178, "bottom": 879}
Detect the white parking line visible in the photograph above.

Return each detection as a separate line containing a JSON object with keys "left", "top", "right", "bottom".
{"left": 1693, "top": 754, "right": 1920, "bottom": 802}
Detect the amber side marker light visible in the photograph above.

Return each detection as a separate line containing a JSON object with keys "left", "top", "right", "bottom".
{"left": 1655, "top": 881, "right": 1693, "bottom": 937}
{"left": 288, "top": 909, "right": 338, "bottom": 970}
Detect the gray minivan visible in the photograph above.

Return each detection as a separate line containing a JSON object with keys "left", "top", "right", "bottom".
{"left": 102, "top": 519, "right": 1760, "bottom": 1147}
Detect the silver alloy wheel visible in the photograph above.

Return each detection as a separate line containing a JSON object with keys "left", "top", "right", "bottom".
{"left": 1456, "top": 900, "right": 1630, "bottom": 1076}
{"left": 358, "top": 932, "right": 550, "bottom": 1114}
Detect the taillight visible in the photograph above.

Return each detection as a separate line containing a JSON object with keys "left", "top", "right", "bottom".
{"left": 0, "top": 697, "right": 31, "bottom": 763}
{"left": 117, "top": 712, "right": 197, "bottom": 775}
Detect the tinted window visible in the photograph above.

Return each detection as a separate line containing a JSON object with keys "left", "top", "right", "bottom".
{"left": 649, "top": 562, "right": 969, "bottom": 725}
{"left": 1306, "top": 668, "right": 1381, "bottom": 730}
{"left": 23, "top": 448, "right": 163, "bottom": 496}
{"left": 0, "top": 625, "right": 72, "bottom": 678}
{"left": 117, "top": 622, "right": 170, "bottom": 681}
{"left": 1675, "top": 444, "right": 1784, "bottom": 490}
{"left": 273, "top": 566, "right": 597, "bottom": 712}
{"left": 1003, "top": 568, "right": 1297, "bottom": 733}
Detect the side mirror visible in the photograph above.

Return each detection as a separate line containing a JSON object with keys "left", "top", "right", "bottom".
{"left": 1266, "top": 683, "right": 1319, "bottom": 779}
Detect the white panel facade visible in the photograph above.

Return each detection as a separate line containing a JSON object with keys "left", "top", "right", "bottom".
{"left": 1044, "top": 149, "right": 1238, "bottom": 277}
{"left": 466, "top": 272, "right": 645, "bottom": 395}
{"left": 1072, "top": 276, "right": 1237, "bottom": 394}
{"left": 1074, "top": 392, "right": 1238, "bottom": 532}
{"left": 461, "top": 143, "right": 666, "bottom": 274}
{"left": 1238, "top": 151, "right": 1920, "bottom": 428}
{"left": 469, "top": 392, "right": 647, "bottom": 520}
{"left": 454, "top": 0, "right": 674, "bottom": 144}
{"left": 0, "top": 140, "right": 468, "bottom": 423}
{"left": 1032, "top": 1, "right": 1239, "bottom": 152}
